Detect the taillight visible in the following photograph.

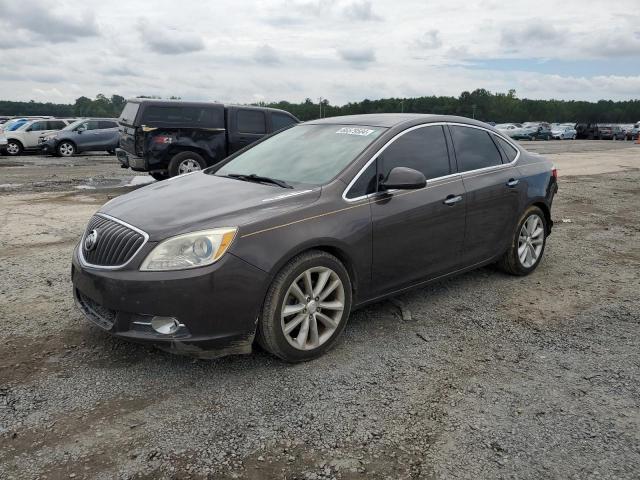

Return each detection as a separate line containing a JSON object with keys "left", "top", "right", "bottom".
{"left": 152, "top": 135, "right": 173, "bottom": 144}
{"left": 552, "top": 167, "right": 558, "bottom": 179}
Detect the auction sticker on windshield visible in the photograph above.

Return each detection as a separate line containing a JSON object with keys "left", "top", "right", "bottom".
{"left": 335, "top": 127, "right": 375, "bottom": 136}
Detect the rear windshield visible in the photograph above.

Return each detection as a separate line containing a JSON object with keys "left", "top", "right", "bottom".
{"left": 118, "top": 102, "right": 140, "bottom": 126}
{"left": 139, "top": 105, "right": 224, "bottom": 128}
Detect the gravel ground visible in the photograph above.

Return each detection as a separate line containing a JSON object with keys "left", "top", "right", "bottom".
{"left": 0, "top": 142, "right": 639, "bottom": 479}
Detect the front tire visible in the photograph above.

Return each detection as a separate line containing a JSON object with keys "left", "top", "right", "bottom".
{"left": 57, "top": 141, "right": 75, "bottom": 157}
{"left": 6, "top": 140, "right": 22, "bottom": 156}
{"left": 258, "top": 250, "right": 352, "bottom": 362}
{"left": 168, "top": 151, "right": 207, "bottom": 177}
{"left": 498, "top": 206, "right": 547, "bottom": 276}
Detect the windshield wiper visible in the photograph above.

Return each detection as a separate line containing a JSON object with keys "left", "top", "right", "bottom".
{"left": 226, "top": 173, "right": 293, "bottom": 189}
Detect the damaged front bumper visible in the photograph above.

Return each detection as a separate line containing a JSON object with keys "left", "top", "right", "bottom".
{"left": 71, "top": 246, "right": 269, "bottom": 359}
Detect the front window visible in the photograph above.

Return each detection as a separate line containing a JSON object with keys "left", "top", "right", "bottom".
{"left": 214, "top": 124, "right": 385, "bottom": 186}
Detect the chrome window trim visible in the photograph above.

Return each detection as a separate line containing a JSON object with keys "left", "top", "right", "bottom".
{"left": 342, "top": 121, "right": 521, "bottom": 202}
{"left": 78, "top": 213, "right": 150, "bottom": 270}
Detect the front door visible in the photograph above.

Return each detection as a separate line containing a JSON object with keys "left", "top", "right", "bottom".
{"left": 370, "top": 125, "right": 466, "bottom": 296}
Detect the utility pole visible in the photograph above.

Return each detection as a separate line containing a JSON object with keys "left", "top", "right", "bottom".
{"left": 401, "top": 99, "right": 404, "bottom": 113}
{"left": 318, "top": 97, "right": 323, "bottom": 118}
{"left": 472, "top": 104, "right": 477, "bottom": 119}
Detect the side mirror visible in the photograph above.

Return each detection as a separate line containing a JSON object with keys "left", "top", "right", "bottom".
{"left": 380, "top": 167, "right": 426, "bottom": 190}
{"left": 77, "top": 125, "right": 87, "bottom": 133}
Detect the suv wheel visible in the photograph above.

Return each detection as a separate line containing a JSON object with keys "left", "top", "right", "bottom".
{"left": 258, "top": 250, "right": 352, "bottom": 362}
{"left": 57, "top": 141, "right": 75, "bottom": 157}
{"left": 6, "top": 140, "right": 22, "bottom": 156}
{"left": 498, "top": 206, "right": 547, "bottom": 276}
{"left": 168, "top": 151, "right": 207, "bottom": 177}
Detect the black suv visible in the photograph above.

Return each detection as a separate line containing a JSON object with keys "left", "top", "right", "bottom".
{"left": 116, "top": 100, "right": 299, "bottom": 179}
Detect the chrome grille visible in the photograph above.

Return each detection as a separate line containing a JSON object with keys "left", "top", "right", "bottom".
{"left": 81, "top": 214, "right": 147, "bottom": 268}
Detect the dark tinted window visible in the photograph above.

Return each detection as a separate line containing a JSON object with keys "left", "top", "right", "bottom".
{"left": 47, "top": 120, "right": 66, "bottom": 130}
{"left": 140, "top": 106, "right": 223, "bottom": 127}
{"left": 346, "top": 161, "right": 377, "bottom": 199}
{"left": 450, "top": 126, "right": 502, "bottom": 172}
{"left": 237, "top": 110, "right": 266, "bottom": 134}
{"left": 99, "top": 121, "right": 118, "bottom": 129}
{"left": 29, "top": 121, "right": 48, "bottom": 131}
{"left": 83, "top": 120, "right": 101, "bottom": 131}
{"left": 493, "top": 135, "right": 518, "bottom": 163}
{"left": 271, "top": 112, "right": 296, "bottom": 131}
{"left": 380, "top": 126, "right": 450, "bottom": 180}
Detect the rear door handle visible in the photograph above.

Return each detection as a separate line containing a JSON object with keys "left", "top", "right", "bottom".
{"left": 443, "top": 194, "right": 463, "bottom": 205}
{"left": 506, "top": 178, "right": 519, "bottom": 187}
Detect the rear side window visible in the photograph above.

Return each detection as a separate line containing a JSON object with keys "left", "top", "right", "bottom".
{"left": 238, "top": 110, "right": 266, "bottom": 134}
{"left": 493, "top": 135, "right": 518, "bottom": 163}
{"left": 29, "top": 121, "right": 48, "bottom": 131}
{"left": 141, "top": 106, "right": 222, "bottom": 127}
{"left": 99, "top": 121, "right": 118, "bottom": 129}
{"left": 379, "top": 126, "right": 450, "bottom": 181}
{"left": 346, "top": 161, "right": 377, "bottom": 199}
{"left": 47, "top": 120, "right": 66, "bottom": 130}
{"left": 271, "top": 113, "right": 296, "bottom": 131}
{"left": 83, "top": 120, "right": 101, "bottom": 130}
{"left": 450, "top": 126, "right": 502, "bottom": 172}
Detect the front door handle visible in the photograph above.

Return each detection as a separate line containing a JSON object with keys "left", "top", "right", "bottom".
{"left": 506, "top": 178, "right": 519, "bottom": 187}
{"left": 443, "top": 194, "right": 463, "bottom": 205}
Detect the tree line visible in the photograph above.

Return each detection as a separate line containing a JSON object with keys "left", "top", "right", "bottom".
{"left": 1, "top": 90, "right": 639, "bottom": 123}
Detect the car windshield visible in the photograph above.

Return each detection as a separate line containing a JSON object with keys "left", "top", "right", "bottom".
{"left": 214, "top": 124, "right": 385, "bottom": 186}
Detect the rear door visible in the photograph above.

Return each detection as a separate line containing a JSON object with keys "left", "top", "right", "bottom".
{"left": 369, "top": 124, "right": 466, "bottom": 295}
{"left": 227, "top": 107, "right": 267, "bottom": 154}
{"left": 98, "top": 120, "right": 119, "bottom": 149}
{"left": 449, "top": 125, "right": 522, "bottom": 265}
{"left": 22, "top": 120, "right": 53, "bottom": 148}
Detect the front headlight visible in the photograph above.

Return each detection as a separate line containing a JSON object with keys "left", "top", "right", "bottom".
{"left": 140, "top": 228, "right": 237, "bottom": 271}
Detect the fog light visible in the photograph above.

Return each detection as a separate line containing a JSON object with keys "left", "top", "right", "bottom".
{"left": 150, "top": 316, "right": 182, "bottom": 335}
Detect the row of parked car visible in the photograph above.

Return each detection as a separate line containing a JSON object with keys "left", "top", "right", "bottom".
{"left": 495, "top": 121, "right": 639, "bottom": 141}
{"left": 0, "top": 116, "right": 119, "bottom": 156}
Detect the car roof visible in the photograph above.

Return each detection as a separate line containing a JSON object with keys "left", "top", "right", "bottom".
{"left": 125, "top": 99, "right": 295, "bottom": 115}
{"left": 306, "top": 113, "right": 494, "bottom": 129}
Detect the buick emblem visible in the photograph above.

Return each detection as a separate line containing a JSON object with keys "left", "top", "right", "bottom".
{"left": 84, "top": 229, "right": 99, "bottom": 251}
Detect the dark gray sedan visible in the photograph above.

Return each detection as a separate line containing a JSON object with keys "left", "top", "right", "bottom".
{"left": 72, "top": 114, "right": 558, "bottom": 362}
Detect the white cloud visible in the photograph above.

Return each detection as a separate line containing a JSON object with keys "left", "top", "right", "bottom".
{"left": 0, "top": 0, "right": 638, "bottom": 104}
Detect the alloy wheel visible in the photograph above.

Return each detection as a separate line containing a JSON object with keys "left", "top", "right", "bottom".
{"left": 178, "top": 159, "right": 202, "bottom": 174}
{"left": 59, "top": 143, "right": 74, "bottom": 156}
{"left": 280, "top": 266, "right": 345, "bottom": 351}
{"left": 518, "top": 214, "right": 544, "bottom": 268}
{"left": 6, "top": 142, "right": 19, "bottom": 155}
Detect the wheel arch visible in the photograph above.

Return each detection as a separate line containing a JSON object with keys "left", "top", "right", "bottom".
{"left": 530, "top": 201, "right": 552, "bottom": 234}
{"left": 168, "top": 145, "right": 214, "bottom": 164}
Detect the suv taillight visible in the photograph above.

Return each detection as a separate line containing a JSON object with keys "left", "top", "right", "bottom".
{"left": 152, "top": 135, "right": 173, "bottom": 144}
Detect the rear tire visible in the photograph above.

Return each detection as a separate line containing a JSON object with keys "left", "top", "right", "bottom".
{"left": 497, "top": 206, "right": 547, "bottom": 276}
{"left": 168, "top": 151, "right": 207, "bottom": 177}
{"left": 258, "top": 250, "right": 352, "bottom": 362}
{"left": 6, "top": 140, "right": 22, "bottom": 156}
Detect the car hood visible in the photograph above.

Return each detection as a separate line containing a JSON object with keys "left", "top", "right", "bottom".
{"left": 99, "top": 172, "right": 322, "bottom": 240}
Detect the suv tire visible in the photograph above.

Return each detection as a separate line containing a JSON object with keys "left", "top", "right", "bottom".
{"left": 168, "top": 151, "right": 207, "bottom": 177}
{"left": 257, "top": 250, "right": 352, "bottom": 362}
{"left": 6, "top": 140, "right": 23, "bottom": 156}
{"left": 57, "top": 141, "right": 75, "bottom": 157}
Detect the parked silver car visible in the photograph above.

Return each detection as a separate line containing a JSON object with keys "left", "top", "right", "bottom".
{"left": 40, "top": 118, "right": 120, "bottom": 156}
{"left": 551, "top": 125, "right": 577, "bottom": 140}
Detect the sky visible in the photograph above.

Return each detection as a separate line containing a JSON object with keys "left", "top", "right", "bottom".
{"left": 0, "top": 0, "right": 639, "bottom": 105}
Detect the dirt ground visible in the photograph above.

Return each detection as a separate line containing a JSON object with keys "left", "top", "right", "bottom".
{"left": 0, "top": 141, "right": 639, "bottom": 479}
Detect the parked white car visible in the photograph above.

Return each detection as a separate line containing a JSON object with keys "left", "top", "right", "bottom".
{"left": 0, "top": 118, "right": 76, "bottom": 156}
{"left": 495, "top": 123, "right": 524, "bottom": 138}
{"left": 551, "top": 125, "right": 577, "bottom": 140}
